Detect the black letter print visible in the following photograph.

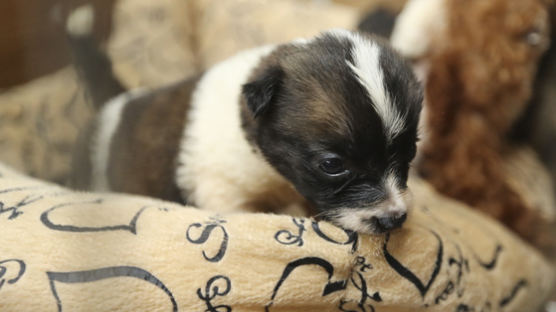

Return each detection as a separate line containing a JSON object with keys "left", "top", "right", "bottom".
{"left": 197, "top": 275, "right": 232, "bottom": 312}
{"left": 186, "top": 216, "right": 229, "bottom": 262}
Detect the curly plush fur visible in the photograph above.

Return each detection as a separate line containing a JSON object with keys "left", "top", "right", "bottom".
{"left": 417, "top": 0, "right": 553, "bottom": 246}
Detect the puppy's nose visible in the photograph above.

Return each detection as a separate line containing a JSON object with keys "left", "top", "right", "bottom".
{"left": 374, "top": 213, "right": 407, "bottom": 233}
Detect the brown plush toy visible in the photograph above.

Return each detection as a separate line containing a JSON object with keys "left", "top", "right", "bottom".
{"left": 392, "top": 0, "right": 555, "bottom": 248}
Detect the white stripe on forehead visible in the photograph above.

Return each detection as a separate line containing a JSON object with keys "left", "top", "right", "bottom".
{"left": 327, "top": 30, "right": 405, "bottom": 141}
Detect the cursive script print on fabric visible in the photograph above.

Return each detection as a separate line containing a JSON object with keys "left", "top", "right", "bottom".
{"left": 351, "top": 257, "right": 382, "bottom": 303}
{"left": 0, "top": 195, "right": 43, "bottom": 220}
{"left": 499, "top": 279, "right": 528, "bottom": 308}
{"left": 338, "top": 256, "right": 382, "bottom": 312}
{"left": 455, "top": 302, "right": 492, "bottom": 312}
{"left": 339, "top": 298, "right": 376, "bottom": 312}
{"left": 311, "top": 221, "right": 358, "bottom": 253}
{"left": 0, "top": 259, "right": 26, "bottom": 291}
{"left": 265, "top": 257, "right": 348, "bottom": 312}
{"left": 197, "top": 275, "right": 232, "bottom": 312}
{"left": 339, "top": 256, "right": 382, "bottom": 312}
{"left": 0, "top": 186, "right": 45, "bottom": 195}
{"left": 47, "top": 266, "right": 177, "bottom": 312}
{"left": 473, "top": 245, "right": 503, "bottom": 270}
{"left": 383, "top": 230, "right": 443, "bottom": 298}
{"left": 274, "top": 218, "right": 306, "bottom": 246}
{"left": 40, "top": 199, "right": 148, "bottom": 234}
{"left": 434, "top": 244, "right": 470, "bottom": 305}
{"left": 274, "top": 219, "right": 358, "bottom": 252}
{"left": 186, "top": 216, "right": 229, "bottom": 263}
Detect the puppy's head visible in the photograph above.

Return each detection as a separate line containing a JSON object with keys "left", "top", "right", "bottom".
{"left": 241, "top": 30, "right": 423, "bottom": 234}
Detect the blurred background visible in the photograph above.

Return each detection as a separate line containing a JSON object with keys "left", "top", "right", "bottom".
{"left": 0, "top": 0, "right": 405, "bottom": 183}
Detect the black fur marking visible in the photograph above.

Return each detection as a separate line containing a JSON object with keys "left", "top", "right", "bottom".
{"left": 242, "top": 66, "right": 284, "bottom": 118}
{"left": 240, "top": 32, "right": 421, "bottom": 219}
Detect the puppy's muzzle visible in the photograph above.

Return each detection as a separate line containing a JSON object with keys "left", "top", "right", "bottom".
{"left": 327, "top": 186, "right": 412, "bottom": 234}
{"left": 365, "top": 211, "right": 407, "bottom": 233}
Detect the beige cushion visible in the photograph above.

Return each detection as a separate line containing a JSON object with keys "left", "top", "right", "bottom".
{"left": 0, "top": 163, "right": 553, "bottom": 311}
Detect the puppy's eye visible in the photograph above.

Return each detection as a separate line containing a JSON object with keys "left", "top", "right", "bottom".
{"left": 319, "top": 157, "right": 346, "bottom": 175}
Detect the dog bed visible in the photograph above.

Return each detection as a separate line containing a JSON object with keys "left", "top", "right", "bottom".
{"left": 0, "top": 1, "right": 554, "bottom": 310}
{"left": 0, "top": 163, "right": 553, "bottom": 311}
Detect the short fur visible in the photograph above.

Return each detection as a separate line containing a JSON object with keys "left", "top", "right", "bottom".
{"left": 68, "top": 7, "right": 422, "bottom": 234}
{"left": 235, "top": 32, "right": 422, "bottom": 232}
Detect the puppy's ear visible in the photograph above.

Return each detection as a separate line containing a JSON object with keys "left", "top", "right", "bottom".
{"left": 242, "top": 65, "right": 283, "bottom": 118}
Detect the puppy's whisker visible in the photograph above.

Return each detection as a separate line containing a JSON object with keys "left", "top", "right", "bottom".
{"left": 313, "top": 207, "right": 348, "bottom": 221}
{"left": 313, "top": 210, "right": 333, "bottom": 220}
{"left": 332, "top": 175, "right": 357, "bottom": 195}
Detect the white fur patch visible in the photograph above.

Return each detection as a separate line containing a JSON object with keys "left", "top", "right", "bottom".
{"left": 175, "top": 45, "right": 299, "bottom": 212}
{"left": 329, "top": 30, "right": 405, "bottom": 141}
{"left": 330, "top": 196, "right": 407, "bottom": 233}
{"left": 66, "top": 4, "right": 94, "bottom": 37}
{"left": 385, "top": 173, "right": 407, "bottom": 213}
{"left": 292, "top": 37, "right": 312, "bottom": 46}
{"left": 91, "top": 90, "right": 146, "bottom": 191}
{"left": 331, "top": 207, "right": 387, "bottom": 233}
{"left": 391, "top": 0, "right": 447, "bottom": 59}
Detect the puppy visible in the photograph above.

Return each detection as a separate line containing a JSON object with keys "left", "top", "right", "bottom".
{"left": 67, "top": 6, "right": 422, "bottom": 234}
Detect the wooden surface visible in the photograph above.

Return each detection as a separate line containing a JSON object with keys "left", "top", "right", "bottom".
{"left": 0, "top": 0, "right": 116, "bottom": 88}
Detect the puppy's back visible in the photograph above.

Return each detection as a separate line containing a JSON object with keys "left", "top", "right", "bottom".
{"left": 72, "top": 78, "right": 200, "bottom": 203}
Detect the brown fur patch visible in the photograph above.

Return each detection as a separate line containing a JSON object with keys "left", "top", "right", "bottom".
{"left": 240, "top": 43, "right": 359, "bottom": 147}
{"left": 239, "top": 33, "right": 421, "bottom": 218}
{"left": 107, "top": 77, "right": 200, "bottom": 203}
{"left": 419, "top": 0, "right": 553, "bottom": 246}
